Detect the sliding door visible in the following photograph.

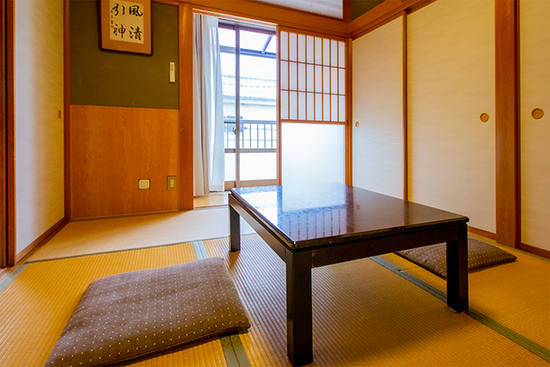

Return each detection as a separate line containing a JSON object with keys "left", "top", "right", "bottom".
{"left": 407, "top": 0, "right": 496, "bottom": 233}
{"left": 219, "top": 22, "right": 278, "bottom": 188}
{"left": 520, "top": 0, "right": 550, "bottom": 251}
{"left": 352, "top": 17, "right": 404, "bottom": 199}
{"left": 279, "top": 28, "right": 347, "bottom": 185}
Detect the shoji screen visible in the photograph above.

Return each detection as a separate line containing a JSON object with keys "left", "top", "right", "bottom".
{"left": 279, "top": 29, "right": 347, "bottom": 184}
{"left": 520, "top": 0, "right": 549, "bottom": 251}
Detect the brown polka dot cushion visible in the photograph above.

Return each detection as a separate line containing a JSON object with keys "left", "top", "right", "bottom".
{"left": 45, "top": 257, "right": 250, "bottom": 367}
{"left": 396, "top": 238, "right": 517, "bottom": 279}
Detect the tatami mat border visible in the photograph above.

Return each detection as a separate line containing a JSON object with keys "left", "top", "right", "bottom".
{"left": 192, "top": 239, "right": 252, "bottom": 367}
{"left": 0, "top": 264, "right": 29, "bottom": 293}
{"left": 371, "top": 255, "right": 550, "bottom": 363}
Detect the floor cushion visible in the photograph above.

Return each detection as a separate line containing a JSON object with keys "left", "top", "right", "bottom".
{"left": 45, "top": 257, "right": 250, "bottom": 367}
{"left": 396, "top": 238, "right": 517, "bottom": 278}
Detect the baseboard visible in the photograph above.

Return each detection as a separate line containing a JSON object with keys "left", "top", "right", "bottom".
{"left": 468, "top": 226, "right": 496, "bottom": 240}
{"left": 518, "top": 243, "right": 550, "bottom": 260}
{"left": 15, "top": 217, "right": 69, "bottom": 263}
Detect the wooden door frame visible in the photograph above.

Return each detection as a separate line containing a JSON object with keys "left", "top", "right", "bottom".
{"left": 1, "top": 0, "right": 15, "bottom": 268}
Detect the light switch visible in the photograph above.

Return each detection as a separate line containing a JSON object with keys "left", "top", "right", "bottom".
{"left": 169, "top": 62, "right": 175, "bottom": 83}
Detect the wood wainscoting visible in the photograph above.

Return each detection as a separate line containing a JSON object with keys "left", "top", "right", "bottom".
{"left": 70, "top": 105, "right": 180, "bottom": 220}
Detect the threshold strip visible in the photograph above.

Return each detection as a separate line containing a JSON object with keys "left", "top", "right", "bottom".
{"left": 371, "top": 256, "right": 550, "bottom": 362}
{"left": 191, "top": 240, "right": 252, "bottom": 367}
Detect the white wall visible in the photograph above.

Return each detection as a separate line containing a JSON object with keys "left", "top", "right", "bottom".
{"left": 15, "top": 0, "right": 65, "bottom": 254}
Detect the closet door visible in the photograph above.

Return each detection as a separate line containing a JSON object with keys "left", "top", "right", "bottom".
{"left": 520, "top": 0, "right": 550, "bottom": 251}
{"left": 352, "top": 17, "right": 403, "bottom": 199}
{"left": 407, "top": 0, "right": 496, "bottom": 232}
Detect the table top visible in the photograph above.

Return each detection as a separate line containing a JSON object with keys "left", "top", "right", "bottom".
{"left": 230, "top": 183, "right": 469, "bottom": 249}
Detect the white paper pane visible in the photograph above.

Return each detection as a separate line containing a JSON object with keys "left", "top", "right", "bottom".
{"left": 338, "top": 68, "right": 345, "bottom": 95}
{"left": 315, "top": 65, "right": 323, "bottom": 92}
{"left": 280, "top": 61, "right": 288, "bottom": 90}
{"left": 323, "top": 38, "right": 330, "bottom": 66}
{"left": 339, "top": 95, "right": 345, "bottom": 122}
{"left": 338, "top": 41, "right": 345, "bottom": 67}
{"left": 323, "top": 66, "right": 330, "bottom": 93}
{"left": 331, "top": 67, "right": 338, "bottom": 94}
{"left": 280, "top": 90, "right": 288, "bottom": 119}
{"left": 331, "top": 40, "right": 338, "bottom": 66}
{"left": 289, "top": 91, "right": 298, "bottom": 119}
{"left": 289, "top": 62, "right": 297, "bottom": 90}
{"left": 289, "top": 32, "right": 297, "bottom": 61}
{"left": 331, "top": 94, "right": 338, "bottom": 121}
{"left": 280, "top": 31, "right": 288, "bottom": 60}
{"left": 298, "top": 63, "right": 306, "bottom": 91}
{"left": 323, "top": 94, "right": 330, "bottom": 120}
{"left": 307, "top": 92, "right": 314, "bottom": 120}
{"left": 282, "top": 123, "right": 345, "bottom": 185}
{"left": 298, "top": 92, "right": 306, "bottom": 120}
{"left": 307, "top": 35, "right": 314, "bottom": 64}
{"left": 315, "top": 93, "right": 323, "bottom": 120}
{"left": 315, "top": 37, "right": 322, "bottom": 64}
{"left": 298, "top": 34, "right": 306, "bottom": 63}
{"left": 307, "top": 64, "right": 314, "bottom": 92}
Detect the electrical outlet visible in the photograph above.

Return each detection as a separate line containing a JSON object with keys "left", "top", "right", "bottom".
{"left": 167, "top": 176, "right": 176, "bottom": 190}
{"left": 138, "top": 179, "right": 150, "bottom": 190}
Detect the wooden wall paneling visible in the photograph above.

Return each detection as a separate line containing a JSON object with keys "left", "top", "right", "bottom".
{"left": 495, "top": 0, "right": 520, "bottom": 248}
{"left": 519, "top": 0, "right": 550, "bottom": 254}
{"left": 70, "top": 105, "right": 180, "bottom": 219}
{"left": 351, "top": 16, "right": 404, "bottom": 199}
{"left": 407, "top": 0, "right": 496, "bottom": 233}
{"left": 179, "top": 3, "right": 194, "bottom": 210}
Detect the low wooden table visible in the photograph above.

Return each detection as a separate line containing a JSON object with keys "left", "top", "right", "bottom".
{"left": 229, "top": 183, "right": 469, "bottom": 366}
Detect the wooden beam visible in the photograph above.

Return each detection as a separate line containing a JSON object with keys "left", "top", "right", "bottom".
{"left": 186, "top": 0, "right": 348, "bottom": 37}
{"left": 495, "top": 0, "right": 520, "bottom": 248}
{"left": 348, "top": 0, "right": 435, "bottom": 39}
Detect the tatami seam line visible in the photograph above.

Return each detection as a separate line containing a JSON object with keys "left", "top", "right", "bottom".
{"left": 370, "top": 255, "right": 550, "bottom": 363}
{"left": 191, "top": 239, "right": 252, "bottom": 367}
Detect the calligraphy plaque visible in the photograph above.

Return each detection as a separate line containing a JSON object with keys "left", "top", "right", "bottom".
{"left": 100, "top": 0, "right": 152, "bottom": 54}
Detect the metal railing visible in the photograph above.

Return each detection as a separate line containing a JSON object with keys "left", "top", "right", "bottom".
{"left": 224, "top": 120, "right": 277, "bottom": 150}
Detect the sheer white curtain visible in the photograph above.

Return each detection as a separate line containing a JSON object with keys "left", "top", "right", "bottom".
{"left": 193, "top": 14, "right": 225, "bottom": 196}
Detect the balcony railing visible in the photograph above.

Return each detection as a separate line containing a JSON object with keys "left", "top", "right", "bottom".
{"left": 224, "top": 120, "right": 277, "bottom": 151}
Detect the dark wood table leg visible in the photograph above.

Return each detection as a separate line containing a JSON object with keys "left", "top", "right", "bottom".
{"left": 446, "top": 223, "right": 469, "bottom": 312}
{"left": 286, "top": 249, "right": 313, "bottom": 366}
{"left": 229, "top": 201, "right": 241, "bottom": 252}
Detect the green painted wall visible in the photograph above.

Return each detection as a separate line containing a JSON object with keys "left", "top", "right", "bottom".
{"left": 70, "top": 1, "right": 179, "bottom": 109}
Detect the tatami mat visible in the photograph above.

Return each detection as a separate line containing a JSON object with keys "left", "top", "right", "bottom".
{"left": 0, "top": 243, "right": 228, "bottom": 367}
{"left": 378, "top": 235, "right": 550, "bottom": 350}
{"left": 204, "top": 235, "right": 550, "bottom": 366}
{"left": 28, "top": 207, "right": 254, "bottom": 261}
{"left": 2, "top": 231, "right": 549, "bottom": 366}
